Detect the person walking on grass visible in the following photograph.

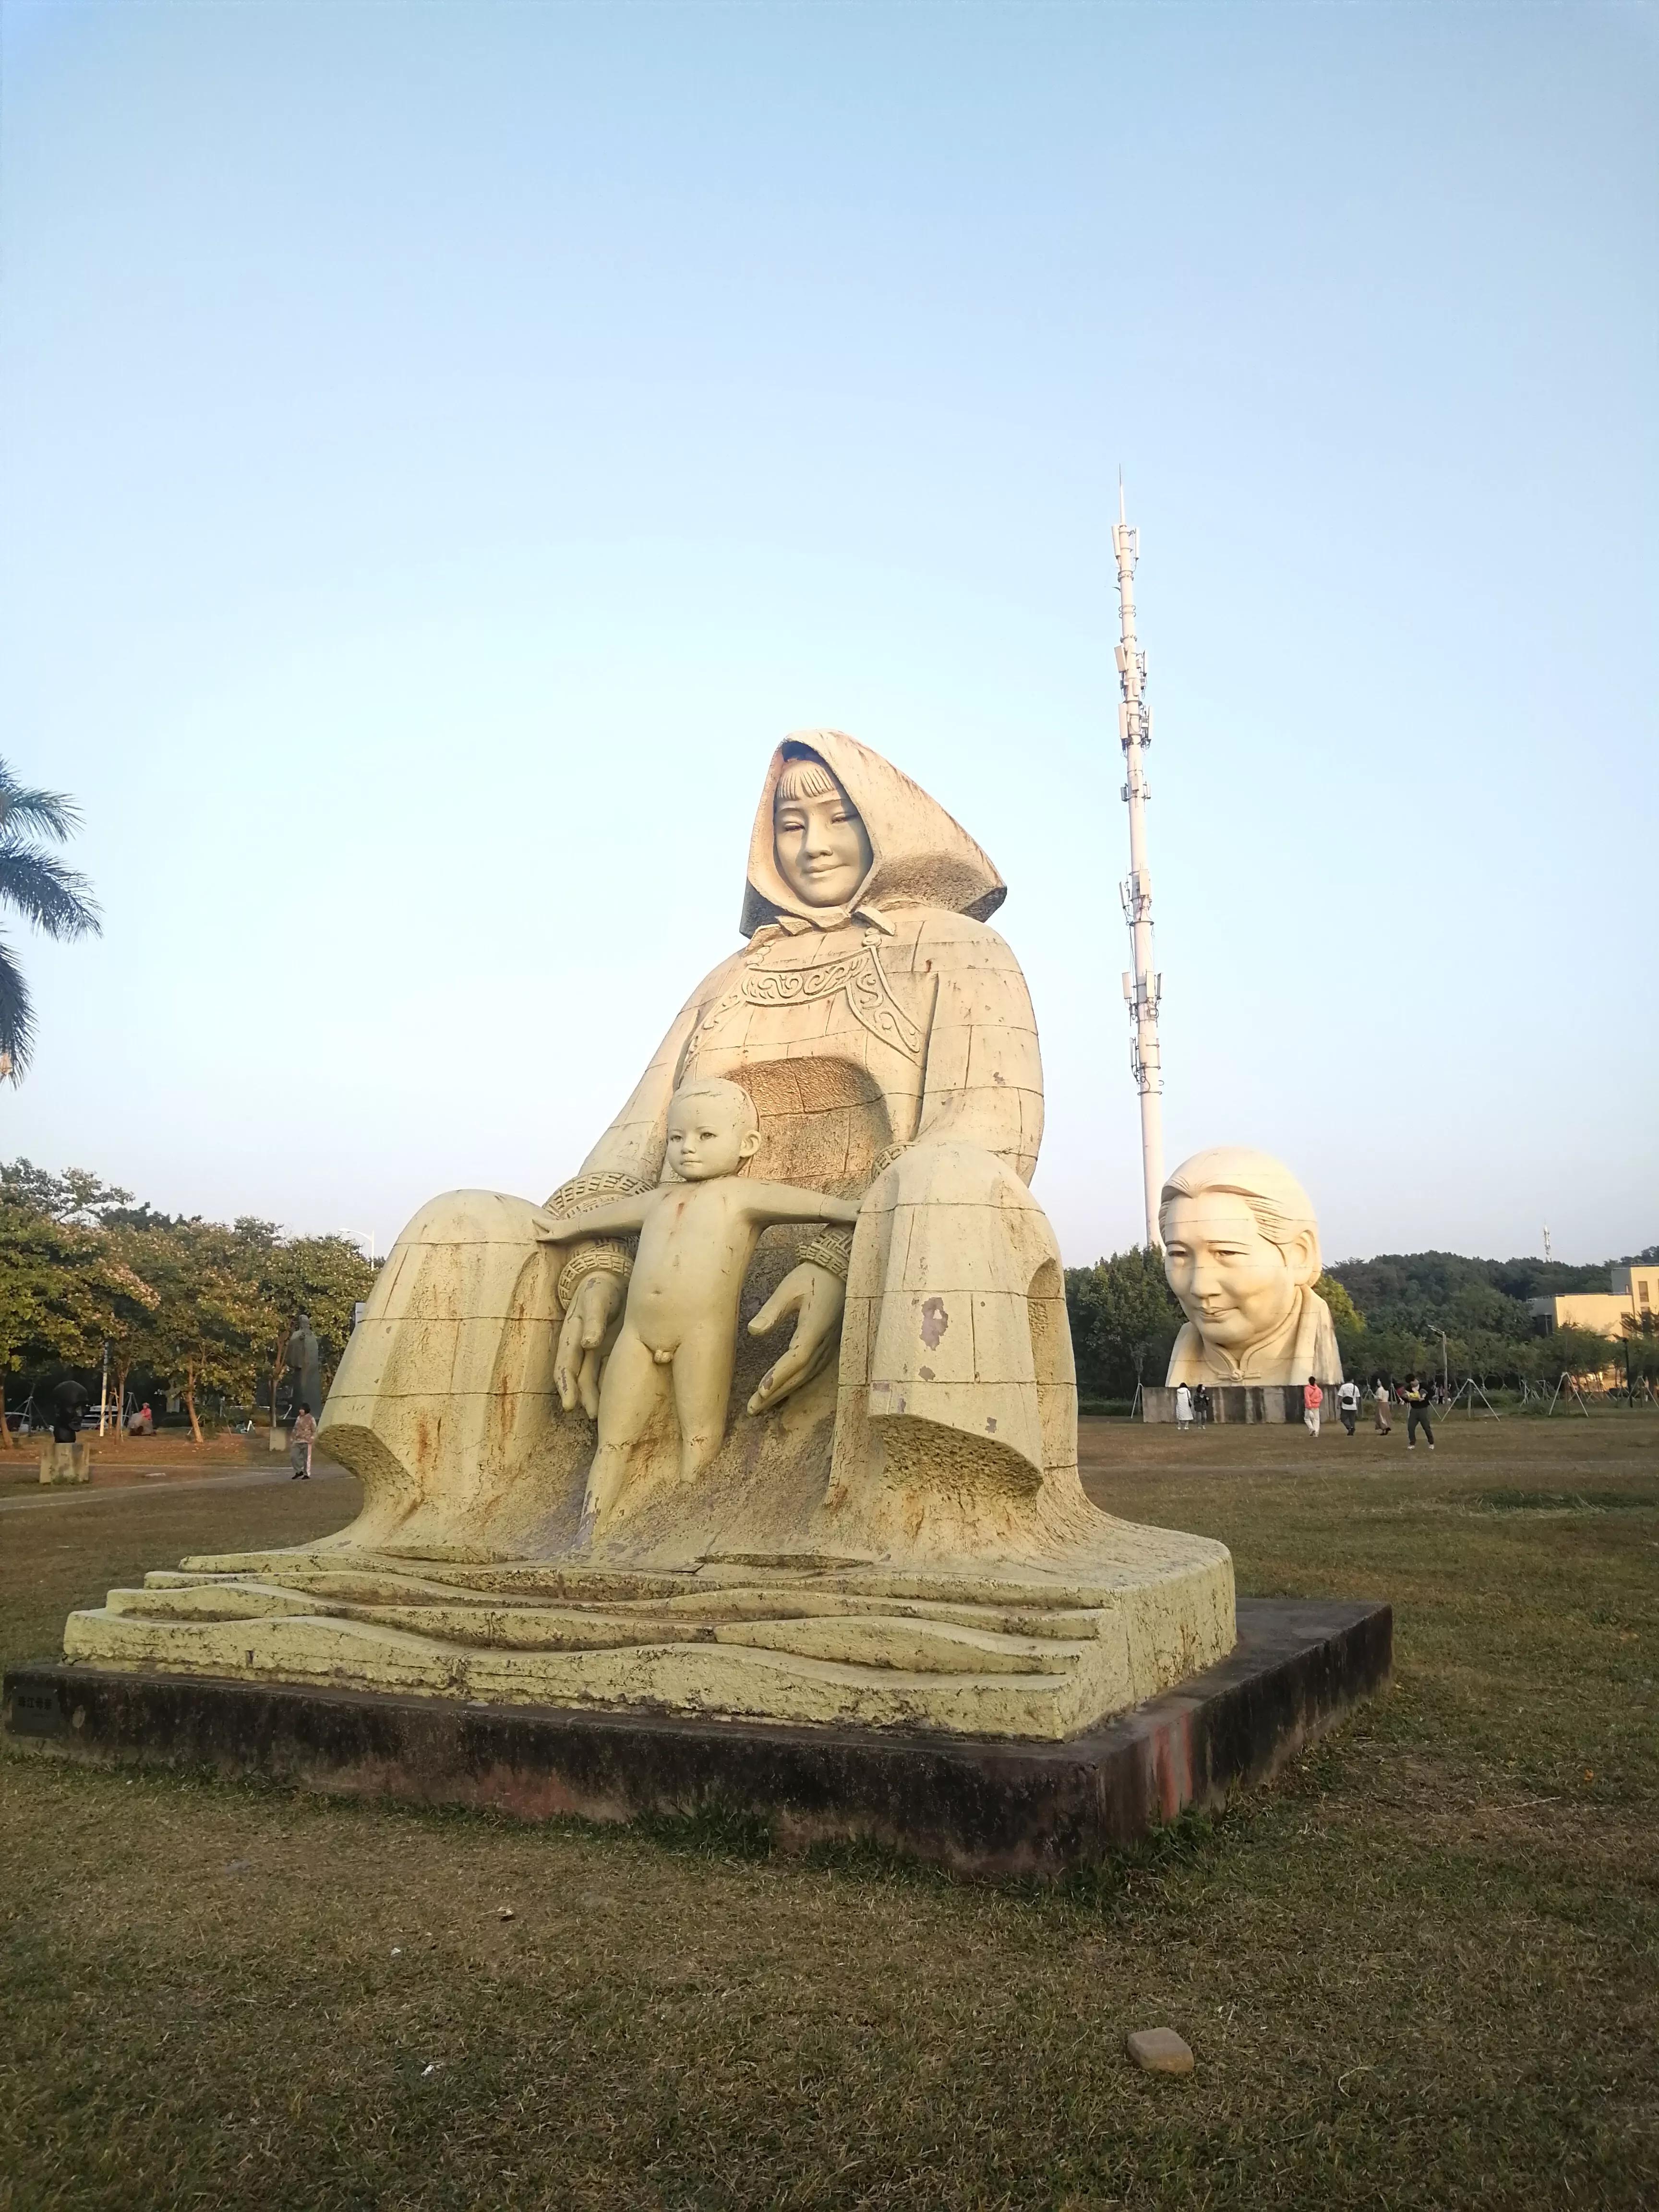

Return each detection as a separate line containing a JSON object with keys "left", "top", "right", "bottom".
{"left": 1302, "top": 1375, "right": 1323, "bottom": 1438}
{"left": 1194, "top": 1383, "right": 1211, "bottom": 1427}
{"left": 1175, "top": 1382, "right": 1194, "bottom": 1431}
{"left": 290, "top": 1402, "right": 317, "bottom": 1479}
{"left": 1336, "top": 1377, "right": 1360, "bottom": 1436}
{"left": 1373, "top": 1377, "right": 1393, "bottom": 1434}
{"left": 1399, "top": 1375, "right": 1434, "bottom": 1451}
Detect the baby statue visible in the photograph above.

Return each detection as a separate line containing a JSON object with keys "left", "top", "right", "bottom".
{"left": 538, "top": 1077, "right": 860, "bottom": 1530}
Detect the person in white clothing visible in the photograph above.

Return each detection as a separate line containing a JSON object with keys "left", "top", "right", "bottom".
{"left": 1336, "top": 1378, "right": 1361, "bottom": 1435}
{"left": 1373, "top": 1380, "right": 1392, "bottom": 1435}
{"left": 1174, "top": 1382, "right": 1194, "bottom": 1431}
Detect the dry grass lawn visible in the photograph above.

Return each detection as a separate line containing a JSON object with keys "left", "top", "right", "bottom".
{"left": 1, "top": 1411, "right": 1655, "bottom": 2211}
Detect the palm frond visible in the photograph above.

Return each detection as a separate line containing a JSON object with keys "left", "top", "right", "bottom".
{"left": 0, "top": 842, "right": 102, "bottom": 939}
{"left": 0, "top": 759, "right": 83, "bottom": 844}
{"left": 0, "top": 930, "right": 36, "bottom": 1079}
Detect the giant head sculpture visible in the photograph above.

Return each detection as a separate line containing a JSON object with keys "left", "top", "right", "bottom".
{"left": 1159, "top": 1146, "right": 1342, "bottom": 1387}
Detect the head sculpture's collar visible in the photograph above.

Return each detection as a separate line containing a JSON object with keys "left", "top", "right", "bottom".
{"left": 741, "top": 728, "right": 1006, "bottom": 940}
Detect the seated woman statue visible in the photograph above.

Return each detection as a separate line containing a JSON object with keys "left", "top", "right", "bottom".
{"left": 317, "top": 733, "right": 1223, "bottom": 1606}
{"left": 67, "top": 731, "right": 1236, "bottom": 1739}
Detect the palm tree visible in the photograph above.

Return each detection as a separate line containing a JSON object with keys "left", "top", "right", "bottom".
{"left": 0, "top": 759, "right": 101, "bottom": 1082}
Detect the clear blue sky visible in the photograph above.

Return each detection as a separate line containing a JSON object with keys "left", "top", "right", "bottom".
{"left": 2, "top": 0, "right": 1653, "bottom": 1267}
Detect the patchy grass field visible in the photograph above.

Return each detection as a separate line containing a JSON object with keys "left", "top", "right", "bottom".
{"left": 2, "top": 1413, "right": 1655, "bottom": 2210}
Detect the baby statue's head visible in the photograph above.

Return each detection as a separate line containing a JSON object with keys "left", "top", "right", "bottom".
{"left": 664, "top": 1078, "right": 761, "bottom": 1182}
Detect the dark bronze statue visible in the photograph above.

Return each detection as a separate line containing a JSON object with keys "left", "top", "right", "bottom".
{"left": 49, "top": 1377, "right": 89, "bottom": 1444}
{"left": 282, "top": 1314, "right": 323, "bottom": 1425}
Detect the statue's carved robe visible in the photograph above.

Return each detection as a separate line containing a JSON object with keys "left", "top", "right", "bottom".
{"left": 323, "top": 735, "right": 1089, "bottom": 1567}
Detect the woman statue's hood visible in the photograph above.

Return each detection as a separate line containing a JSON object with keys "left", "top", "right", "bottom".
{"left": 740, "top": 728, "right": 1007, "bottom": 938}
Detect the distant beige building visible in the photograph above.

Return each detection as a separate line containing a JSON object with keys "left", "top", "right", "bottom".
{"left": 1529, "top": 1262, "right": 1658, "bottom": 1340}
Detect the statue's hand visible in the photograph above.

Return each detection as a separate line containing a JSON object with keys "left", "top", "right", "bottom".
{"left": 555, "top": 1270, "right": 625, "bottom": 1419}
{"left": 746, "top": 1262, "right": 846, "bottom": 1414}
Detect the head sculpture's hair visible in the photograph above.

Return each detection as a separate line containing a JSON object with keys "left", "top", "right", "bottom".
{"left": 1158, "top": 1146, "right": 1322, "bottom": 1284}
{"left": 774, "top": 747, "right": 844, "bottom": 806}
{"left": 670, "top": 1076, "right": 760, "bottom": 1140}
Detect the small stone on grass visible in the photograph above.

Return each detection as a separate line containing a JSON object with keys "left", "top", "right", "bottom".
{"left": 1126, "top": 2027, "right": 1193, "bottom": 2075}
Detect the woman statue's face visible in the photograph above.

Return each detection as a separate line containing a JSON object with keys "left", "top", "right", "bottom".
{"left": 1161, "top": 1194, "right": 1304, "bottom": 1353}
{"left": 773, "top": 773, "right": 873, "bottom": 908}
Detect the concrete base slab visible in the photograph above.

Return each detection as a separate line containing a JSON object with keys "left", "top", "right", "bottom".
{"left": 3, "top": 1598, "right": 1390, "bottom": 1877}
{"left": 38, "top": 1440, "right": 92, "bottom": 1485}
{"left": 1143, "top": 1385, "right": 1317, "bottom": 1425}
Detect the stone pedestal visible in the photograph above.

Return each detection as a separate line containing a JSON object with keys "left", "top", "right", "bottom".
{"left": 3, "top": 1598, "right": 1391, "bottom": 1877}
{"left": 39, "top": 1440, "right": 91, "bottom": 1486}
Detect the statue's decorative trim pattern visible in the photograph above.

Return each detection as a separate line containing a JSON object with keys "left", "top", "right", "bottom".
{"left": 555, "top": 1241, "right": 634, "bottom": 1314}
{"left": 546, "top": 1174, "right": 650, "bottom": 1314}
{"left": 796, "top": 1226, "right": 854, "bottom": 1281}
{"left": 840, "top": 944, "right": 926, "bottom": 1062}
{"left": 545, "top": 1171, "right": 650, "bottom": 1218}
{"left": 696, "top": 944, "right": 925, "bottom": 1064}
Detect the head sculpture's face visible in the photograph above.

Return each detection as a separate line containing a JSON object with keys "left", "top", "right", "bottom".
{"left": 665, "top": 1079, "right": 761, "bottom": 1182}
{"left": 1160, "top": 1183, "right": 1319, "bottom": 1357}
{"left": 772, "top": 755, "right": 873, "bottom": 909}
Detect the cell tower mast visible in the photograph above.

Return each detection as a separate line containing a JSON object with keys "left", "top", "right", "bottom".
{"left": 1112, "top": 478, "right": 1165, "bottom": 1247}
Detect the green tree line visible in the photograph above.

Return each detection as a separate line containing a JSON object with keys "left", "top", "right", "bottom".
{"left": 1324, "top": 1247, "right": 1659, "bottom": 1391}
{"left": 1065, "top": 1242, "right": 1659, "bottom": 1400}
{"left": 0, "top": 1160, "right": 378, "bottom": 1444}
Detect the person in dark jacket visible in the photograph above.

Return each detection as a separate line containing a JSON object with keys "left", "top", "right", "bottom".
{"left": 1399, "top": 1376, "right": 1435, "bottom": 1450}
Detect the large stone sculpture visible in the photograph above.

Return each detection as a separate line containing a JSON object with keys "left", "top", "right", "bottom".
{"left": 64, "top": 732, "right": 1236, "bottom": 1740}
{"left": 1161, "top": 1147, "right": 1342, "bottom": 1387}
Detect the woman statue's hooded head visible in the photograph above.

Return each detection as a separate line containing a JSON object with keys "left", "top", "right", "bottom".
{"left": 741, "top": 730, "right": 1006, "bottom": 938}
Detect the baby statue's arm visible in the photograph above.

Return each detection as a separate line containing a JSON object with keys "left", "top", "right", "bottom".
{"left": 740, "top": 1183, "right": 862, "bottom": 1228}
{"left": 535, "top": 1193, "right": 655, "bottom": 1243}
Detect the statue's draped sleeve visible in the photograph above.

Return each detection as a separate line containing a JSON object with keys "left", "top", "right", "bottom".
{"left": 811, "top": 909, "right": 1070, "bottom": 1501}
{"left": 908, "top": 914, "right": 1044, "bottom": 1183}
